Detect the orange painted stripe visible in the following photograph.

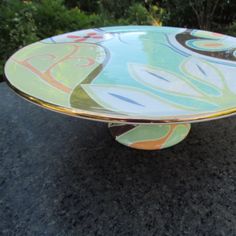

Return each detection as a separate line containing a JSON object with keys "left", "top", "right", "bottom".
{"left": 212, "top": 32, "right": 223, "bottom": 37}
{"left": 130, "top": 124, "right": 178, "bottom": 150}
{"left": 21, "top": 60, "right": 72, "bottom": 93}
{"left": 204, "top": 43, "right": 223, "bottom": 47}
{"left": 13, "top": 44, "right": 82, "bottom": 94}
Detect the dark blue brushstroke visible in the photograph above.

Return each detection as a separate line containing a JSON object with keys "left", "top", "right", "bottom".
{"left": 208, "top": 59, "right": 236, "bottom": 68}
{"left": 108, "top": 93, "right": 145, "bottom": 107}
{"left": 95, "top": 28, "right": 105, "bottom": 32}
{"left": 50, "top": 37, "right": 56, "bottom": 43}
{"left": 164, "top": 34, "right": 190, "bottom": 57}
{"left": 145, "top": 70, "right": 170, "bottom": 82}
{"left": 196, "top": 64, "right": 207, "bottom": 76}
{"left": 160, "top": 43, "right": 190, "bottom": 57}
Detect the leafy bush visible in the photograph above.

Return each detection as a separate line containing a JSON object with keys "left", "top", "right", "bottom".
{"left": 127, "top": 3, "right": 152, "bottom": 25}
{"left": 98, "top": 2, "right": 166, "bottom": 26}
{"left": 34, "top": 0, "right": 101, "bottom": 38}
{"left": 0, "top": 1, "right": 38, "bottom": 76}
{"left": 98, "top": 0, "right": 138, "bottom": 19}
{"left": 226, "top": 22, "right": 236, "bottom": 36}
{"left": 148, "top": 4, "right": 168, "bottom": 26}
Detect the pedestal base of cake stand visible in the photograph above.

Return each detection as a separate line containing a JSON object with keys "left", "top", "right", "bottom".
{"left": 108, "top": 123, "right": 191, "bottom": 150}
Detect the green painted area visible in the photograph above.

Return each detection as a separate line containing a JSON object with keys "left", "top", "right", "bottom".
{"left": 162, "top": 124, "right": 191, "bottom": 148}
{"left": 116, "top": 124, "right": 170, "bottom": 145}
{"left": 5, "top": 42, "right": 105, "bottom": 107}
{"left": 5, "top": 59, "right": 69, "bottom": 106}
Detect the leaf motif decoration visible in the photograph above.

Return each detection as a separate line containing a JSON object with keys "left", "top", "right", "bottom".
{"left": 128, "top": 63, "right": 201, "bottom": 97}
{"left": 128, "top": 62, "right": 219, "bottom": 111}
{"left": 80, "top": 84, "right": 194, "bottom": 117}
{"left": 215, "top": 65, "right": 236, "bottom": 96}
{"left": 181, "top": 57, "right": 224, "bottom": 92}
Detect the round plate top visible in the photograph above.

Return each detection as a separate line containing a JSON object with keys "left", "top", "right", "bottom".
{"left": 4, "top": 26, "right": 236, "bottom": 124}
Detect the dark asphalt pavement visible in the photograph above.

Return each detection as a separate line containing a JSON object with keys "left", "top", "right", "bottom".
{"left": 0, "top": 83, "right": 236, "bottom": 236}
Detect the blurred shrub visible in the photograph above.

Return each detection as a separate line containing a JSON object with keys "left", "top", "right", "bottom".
{"left": 148, "top": 4, "right": 168, "bottom": 26}
{"left": 0, "top": 0, "right": 38, "bottom": 76}
{"left": 226, "top": 22, "right": 236, "bottom": 36}
{"left": 34, "top": 0, "right": 101, "bottom": 38}
{"left": 98, "top": 2, "right": 166, "bottom": 26}
{"left": 127, "top": 3, "right": 152, "bottom": 25}
{"left": 68, "top": 0, "right": 99, "bottom": 13}
{"left": 98, "top": 0, "right": 138, "bottom": 19}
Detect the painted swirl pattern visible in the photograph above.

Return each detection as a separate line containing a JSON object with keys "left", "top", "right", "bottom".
{"left": 4, "top": 26, "right": 236, "bottom": 122}
{"left": 109, "top": 123, "right": 191, "bottom": 150}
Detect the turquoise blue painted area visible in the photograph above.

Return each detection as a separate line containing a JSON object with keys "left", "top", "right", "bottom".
{"left": 94, "top": 28, "right": 218, "bottom": 111}
{"left": 189, "top": 79, "right": 222, "bottom": 97}
{"left": 32, "top": 26, "right": 236, "bottom": 114}
{"left": 100, "top": 25, "right": 184, "bottom": 34}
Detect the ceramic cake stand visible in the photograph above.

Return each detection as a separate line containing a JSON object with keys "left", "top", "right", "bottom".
{"left": 4, "top": 26, "right": 236, "bottom": 150}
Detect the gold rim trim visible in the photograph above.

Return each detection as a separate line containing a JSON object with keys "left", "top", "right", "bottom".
{"left": 5, "top": 77, "right": 236, "bottom": 124}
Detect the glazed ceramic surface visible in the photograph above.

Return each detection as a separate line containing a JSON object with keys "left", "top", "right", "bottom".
{"left": 4, "top": 26, "right": 236, "bottom": 124}
{"left": 109, "top": 123, "right": 191, "bottom": 150}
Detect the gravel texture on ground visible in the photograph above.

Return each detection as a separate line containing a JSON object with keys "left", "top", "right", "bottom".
{"left": 0, "top": 83, "right": 236, "bottom": 236}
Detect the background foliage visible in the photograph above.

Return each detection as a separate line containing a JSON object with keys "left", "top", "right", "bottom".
{"left": 1, "top": 0, "right": 236, "bottom": 77}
